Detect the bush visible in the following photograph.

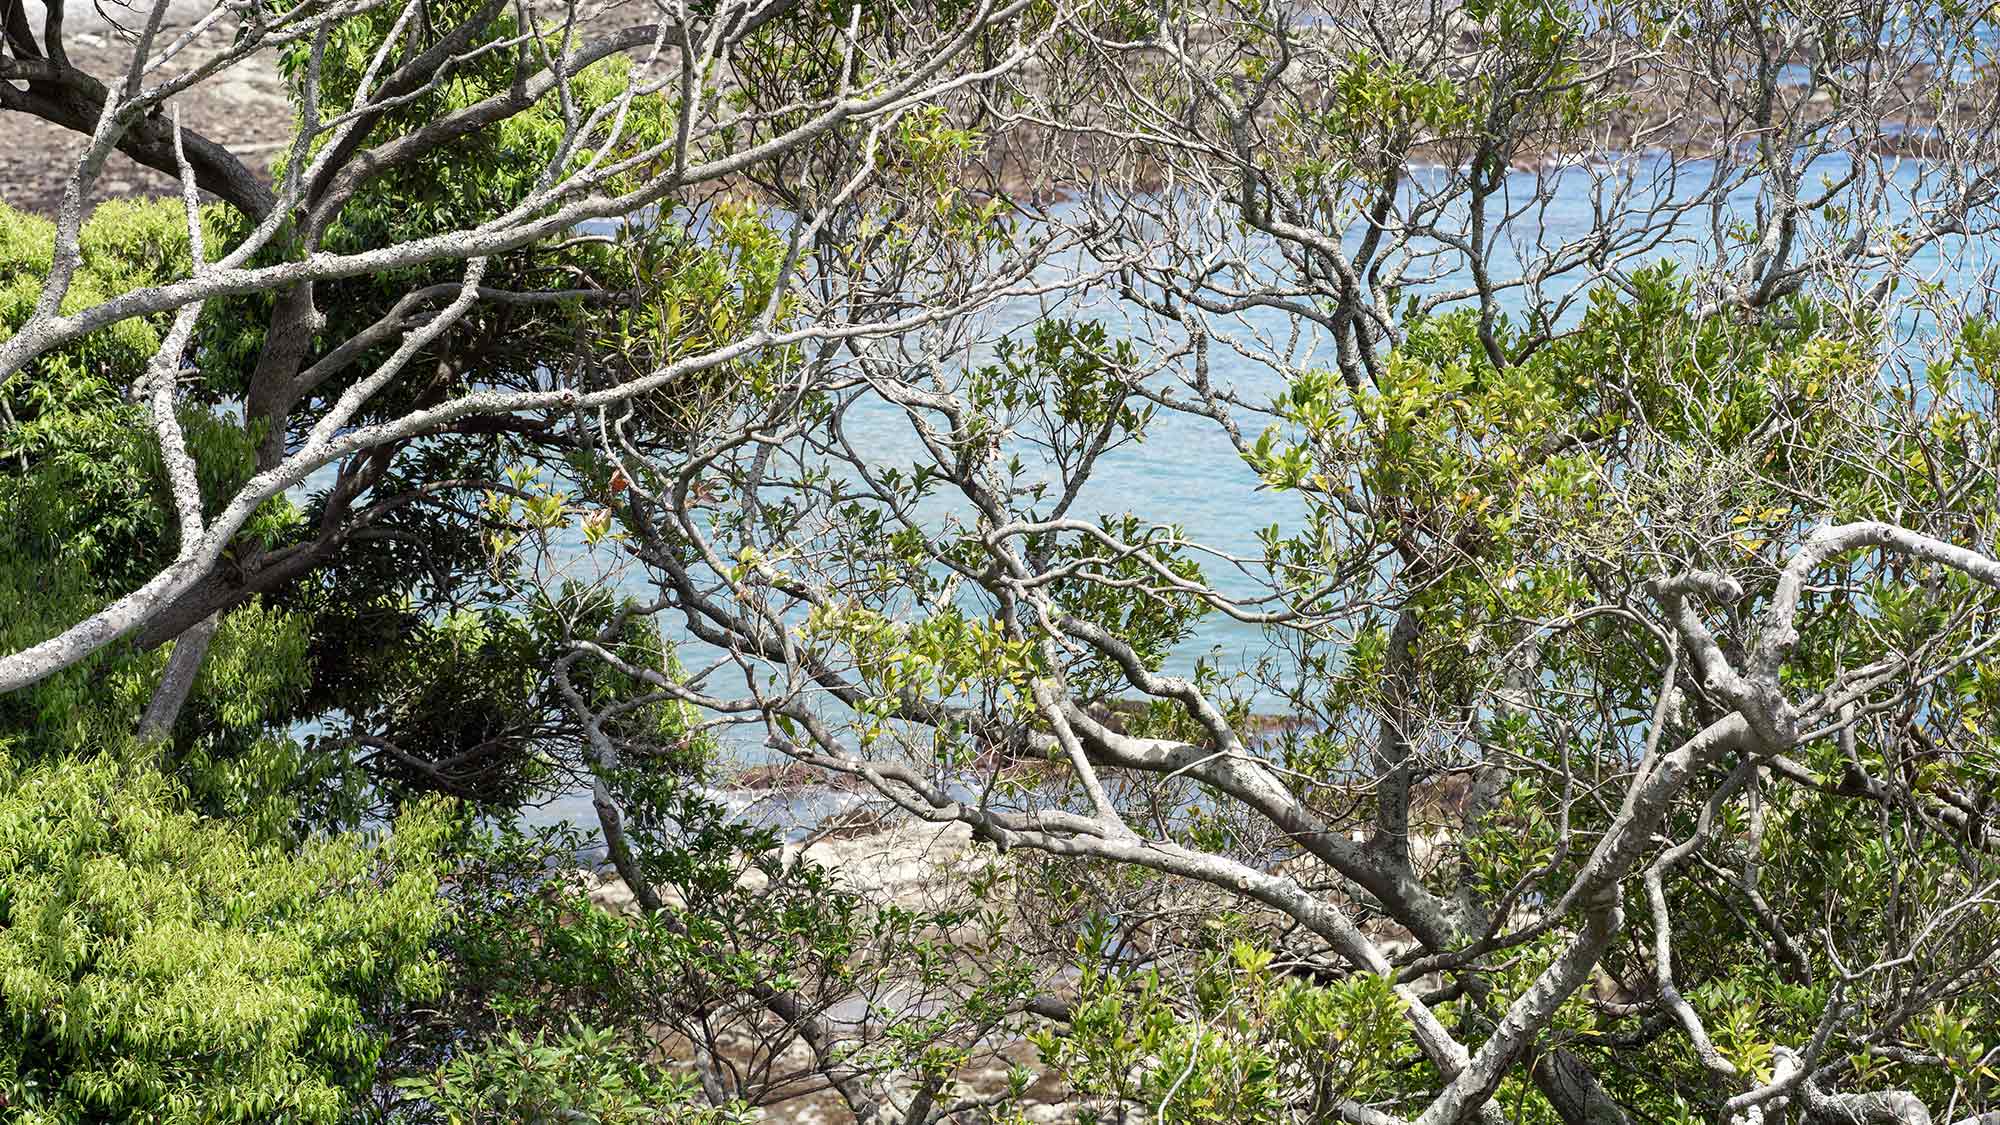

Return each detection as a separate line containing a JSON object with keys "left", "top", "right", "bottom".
{"left": 0, "top": 753, "right": 452, "bottom": 1122}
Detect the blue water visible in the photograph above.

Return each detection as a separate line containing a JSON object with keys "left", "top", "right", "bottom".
{"left": 634, "top": 154, "right": 1995, "bottom": 689}
{"left": 500, "top": 153, "right": 2000, "bottom": 828}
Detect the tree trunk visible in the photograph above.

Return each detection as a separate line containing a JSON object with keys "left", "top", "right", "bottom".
{"left": 137, "top": 613, "right": 218, "bottom": 742}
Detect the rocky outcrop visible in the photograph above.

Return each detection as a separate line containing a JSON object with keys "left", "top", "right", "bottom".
{"left": 578, "top": 818, "right": 986, "bottom": 919}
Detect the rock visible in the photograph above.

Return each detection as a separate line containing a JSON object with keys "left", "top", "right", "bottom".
{"left": 577, "top": 818, "right": 985, "bottom": 919}
{"left": 22, "top": 0, "right": 219, "bottom": 36}
{"left": 788, "top": 819, "right": 979, "bottom": 905}
{"left": 579, "top": 867, "right": 641, "bottom": 916}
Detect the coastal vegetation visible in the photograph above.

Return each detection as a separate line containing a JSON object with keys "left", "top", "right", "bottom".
{"left": 4, "top": 0, "right": 2000, "bottom": 1121}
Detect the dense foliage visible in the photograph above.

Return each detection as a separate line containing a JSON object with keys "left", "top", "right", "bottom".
{"left": 6, "top": 0, "right": 2000, "bottom": 1120}
{"left": 0, "top": 754, "right": 449, "bottom": 1121}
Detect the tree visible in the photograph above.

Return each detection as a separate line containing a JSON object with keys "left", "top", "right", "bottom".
{"left": 0, "top": 0, "right": 1098, "bottom": 827}
{"left": 0, "top": 0, "right": 1070, "bottom": 731}
{"left": 540, "top": 0, "right": 2000, "bottom": 1121}
{"left": 9, "top": 0, "right": 2000, "bottom": 1121}
{"left": 2, "top": 0, "right": 1087, "bottom": 1116}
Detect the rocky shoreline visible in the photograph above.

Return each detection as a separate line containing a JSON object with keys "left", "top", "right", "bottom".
{"left": 575, "top": 816, "right": 1099, "bottom": 1124}
{"left": 9, "top": 0, "right": 1981, "bottom": 219}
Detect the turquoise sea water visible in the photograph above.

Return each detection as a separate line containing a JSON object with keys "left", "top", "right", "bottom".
{"left": 717, "top": 154, "right": 1995, "bottom": 688}
{"left": 502, "top": 153, "right": 1998, "bottom": 830}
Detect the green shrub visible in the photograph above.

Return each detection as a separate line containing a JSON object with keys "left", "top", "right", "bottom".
{"left": 0, "top": 753, "right": 453, "bottom": 1122}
